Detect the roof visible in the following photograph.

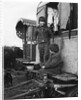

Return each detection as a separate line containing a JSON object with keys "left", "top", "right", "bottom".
{"left": 37, "top": 2, "right": 59, "bottom": 15}
{"left": 37, "top": 2, "right": 48, "bottom": 8}
{"left": 37, "top": 2, "right": 58, "bottom": 9}
{"left": 17, "top": 18, "right": 36, "bottom": 26}
{"left": 15, "top": 18, "right": 36, "bottom": 39}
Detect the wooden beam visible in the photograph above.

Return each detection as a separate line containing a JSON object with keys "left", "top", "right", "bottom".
{"left": 5, "top": 80, "right": 32, "bottom": 90}
{"left": 9, "top": 88, "right": 40, "bottom": 99}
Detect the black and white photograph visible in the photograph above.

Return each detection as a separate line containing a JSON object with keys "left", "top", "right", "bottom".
{"left": 2, "top": 0, "right": 78, "bottom": 99}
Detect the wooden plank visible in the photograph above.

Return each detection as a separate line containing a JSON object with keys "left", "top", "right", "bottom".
{"left": 5, "top": 80, "right": 32, "bottom": 90}
{"left": 54, "top": 84, "right": 77, "bottom": 88}
{"left": 52, "top": 72, "right": 78, "bottom": 81}
{"left": 54, "top": 29, "right": 78, "bottom": 38}
{"left": 9, "top": 88, "right": 40, "bottom": 99}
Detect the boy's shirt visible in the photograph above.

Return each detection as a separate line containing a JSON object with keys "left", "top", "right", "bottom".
{"left": 34, "top": 26, "right": 53, "bottom": 43}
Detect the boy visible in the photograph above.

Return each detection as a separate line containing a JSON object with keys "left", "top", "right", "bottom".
{"left": 34, "top": 16, "right": 53, "bottom": 66}
{"left": 43, "top": 44, "right": 63, "bottom": 74}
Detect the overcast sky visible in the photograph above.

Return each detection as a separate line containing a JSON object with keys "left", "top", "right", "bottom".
{"left": 3, "top": 0, "right": 39, "bottom": 47}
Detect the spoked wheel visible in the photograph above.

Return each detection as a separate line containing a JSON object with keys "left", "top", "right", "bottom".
{"left": 67, "top": 87, "right": 78, "bottom": 97}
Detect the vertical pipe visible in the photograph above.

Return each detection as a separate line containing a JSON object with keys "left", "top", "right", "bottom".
{"left": 23, "top": 25, "right": 27, "bottom": 59}
{"left": 69, "top": 3, "right": 72, "bottom": 39}
{"left": 24, "top": 27, "right": 27, "bottom": 59}
{"left": 22, "top": 39, "right": 25, "bottom": 59}
{"left": 30, "top": 26, "right": 33, "bottom": 61}
{"left": 45, "top": 5, "right": 47, "bottom": 26}
{"left": 58, "top": 3, "right": 61, "bottom": 35}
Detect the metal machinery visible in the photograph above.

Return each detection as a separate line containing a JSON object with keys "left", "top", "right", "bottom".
{"left": 14, "top": 2, "right": 78, "bottom": 98}
{"left": 16, "top": 18, "right": 36, "bottom": 61}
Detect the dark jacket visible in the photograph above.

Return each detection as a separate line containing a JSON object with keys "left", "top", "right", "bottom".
{"left": 34, "top": 26, "right": 53, "bottom": 43}
{"left": 45, "top": 52, "right": 62, "bottom": 68}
